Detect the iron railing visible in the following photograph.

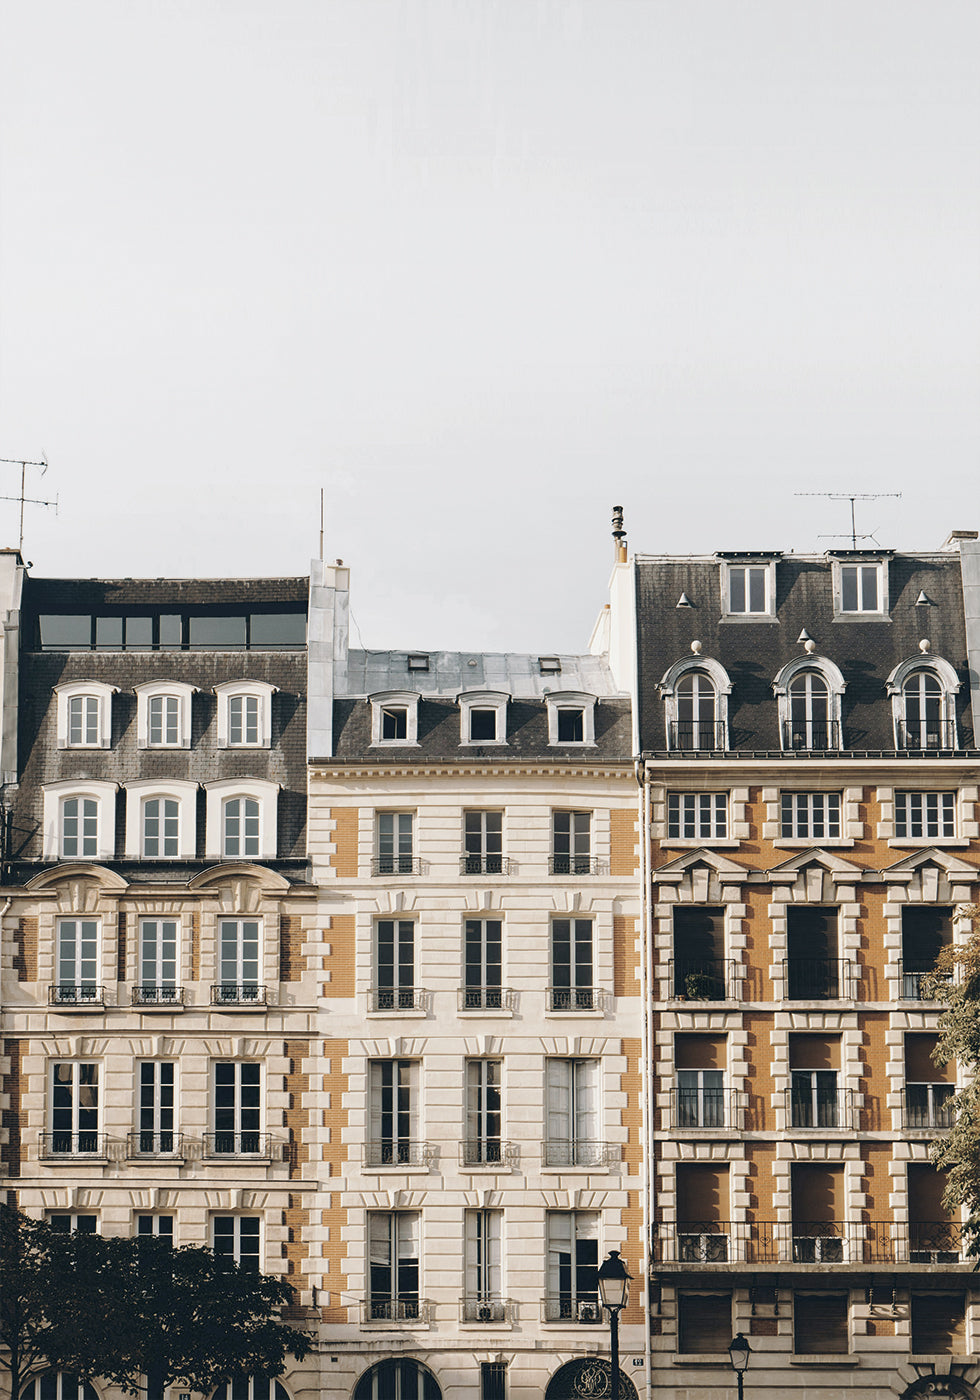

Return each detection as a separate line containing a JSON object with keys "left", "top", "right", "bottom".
{"left": 459, "top": 855, "right": 512, "bottom": 875}
{"left": 370, "top": 987, "right": 427, "bottom": 1012}
{"left": 365, "top": 1140, "right": 434, "bottom": 1168}
{"left": 903, "top": 1084, "right": 956, "bottom": 1129}
{"left": 203, "top": 1132, "right": 272, "bottom": 1159}
{"left": 461, "top": 1139, "right": 519, "bottom": 1168}
{"left": 651, "top": 1220, "right": 966, "bottom": 1265}
{"left": 897, "top": 720, "right": 958, "bottom": 752}
{"left": 364, "top": 1298, "right": 431, "bottom": 1323}
{"left": 782, "top": 720, "right": 842, "bottom": 752}
{"left": 670, "top": 1087, "right": 741, "bottom": 1130}
{"left": 786, "top": 1086, "right": 856, "bottom": 1130}
{"left": 548, "top": 986, "right": 608, "bottom": 1013}
{"left": 898, "top": 962, "right": 948, "bottom": 1002}
{"left": 372, "top": 856, "right": 423, "bottom": 876}
{"left": 668, "top": 722, "right": 727, "bottom": 753}
{"left": 132, "top": 985, "right": 184, "bottom": 1007}
{"left": 543, "top": 1139, "right": 621, "bottom": 1168}
{"left": 548, "top": 855, "right": 608, "bottom": 876}
{"left": 48, "top": 984, "right": 105, "bottom": 1007}
{"left": 458, "top": 986, "right": 517, "bottom": 1012}
{"left": 210, "top": 984, "right": 268, "bottom": 1007}
{"left": 670, "top": 958, "right": 734, "bottom": 1001}
{"left": 461, "top": 1296, "right": 513, "bottom": 1323}
{"left": 40, "top": 1132, "right": 106, "bottom": 1157}
{"left": 543, "top": 1295, "right": 604, "bottom": 1323}
{"left": 783, "top": 958, "right": 851, "bottom": 1000}
{"left": 127, "top": 1131, "right": 183, "bottom": 1156}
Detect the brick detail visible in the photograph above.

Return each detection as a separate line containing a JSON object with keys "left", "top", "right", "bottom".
{"left": 329, "top": 807, "right": 358, "bottom": 878}
{"left": 322, "top": 915, "right": 354, "bottom": 998}
{"left": 1, "top": 1039, "right": 23, "bottom": 1175}
{"left": 284, "top": 1191, "right": 310, "bottom": 1293}
{"left": 320, "top": 1039, "right": 349, "bottom": 1321}
{"left": 117, "top": 912, "right": 127, "bottom": 983}
{"left": 750, "top": 1319, "right": 778, "bottom": 1336}
{"left": 13, "top": 918, "right": 37, "bottom": 982}
{"left": 613, "top": 914, "right": 639, "bottom": 997}
{"left": 610, "top": 806, "right": 639, "bottom": 876}
{"left": 620, "top": 1036, "right": 645, "bottom": 1326}
{"left": 284, "top": 1038, "right": 311, "bottom": 1181}
{"left": 280, "top": 916, "right": 306, "bottom": 983}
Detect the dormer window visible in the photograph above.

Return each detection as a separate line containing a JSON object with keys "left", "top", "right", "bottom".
{"left": 214, "top": 681, "right": 276, "bottom": 749}
{"left": 55, "top": 682, "right": 116, "bottom": 750}
{"left": 886, "top": 656, "right": 961, "bottom": 751}
{"left": 135, "top": 682, "right": 196, "bottom": 749}
{"left": 659, "top": 658, "right": 732, "bottom": 753}
{"left": 830, "top": 555, "right": 889, "bottom": 617}
{"left": 458, "top": 691, "right": 509, "bottom": 746}
{"left": 719, "top": 558, "right": 777, "bottom": 618}
{"left": 369, "top": 692, "right": 420, "bottom": 747}
{"left": 545, "top": 692, "right": 598, "bottom": 747}
{"left": 42, "top": 781, "right": 118, "bottom": 860}
{"left": 204, "top": 779, "right": 279, "bottom": 861}
{"left": 773, "top": 656, "right": 846, "bottom": 752}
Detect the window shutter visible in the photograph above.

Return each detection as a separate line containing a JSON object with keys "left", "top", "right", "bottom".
{"left": 546, "top": 1060, "right": 572, "bottom": 1145}
{"left": 678, "top": 1293, "right": 733, "bottom": 1352}
{"left": 675, "top": 1034, "right": 726, "bottom": 1070}
{"left": 794, "top": 1293, "right": 848, "bottom": 1353}
{"left": 911, "top": 1294, "right": 966, "bottom": 1354}
{"left": 574, "top": 1059, "right": 600, "bottom": 1143}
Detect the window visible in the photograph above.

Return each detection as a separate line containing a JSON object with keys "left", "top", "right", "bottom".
{"left": 676, "top": 1164, "right": 729, "bottom": 1261}
{"left": 550, "top": 918, "right": 595, "bottom": 1011}
{"left": 213, "top": 1062, "right": 261, "bottom": 1155}
{"left": 908, "top": 1164, "right": 961, "bottom": 1262}
{"left": 204, "top": 780, "right": 278, "bottom": 861}
{"left": 790, "top": 1034, "right": 841, "bottom": 1128}
{"left": 215, "top": 918, "right": 262, "bottom": 1004}
{"left": 551, "top": 811, "right": 592, "bottom": 875}
{"left": 55, "top": 682, "right": 115, "bottom": 749}
{"left": 135, "top": 681, "right": 195, "bottom": 749}
{"left": 369, "top": 691, "right": 420, "bottom": 747}
{"left": 887, "top": 656, "right": 961, "bottom": 751}
{"left": 458, "top": 691, "right": 509, "bottom": 746}
{"left": 464, "top": 1209, "right": 504, "bottom": 1320}
{"left": 905, "top": 1034, "right": 955, "bottom": 1129}
{"left": 675, "top": 1035, "right": 727, "bottom": 1128}
{"left": 660, "top": 657, "right": 731, "bottom": 752}
{"left": 545, "top": 692, "right": 597, "bottom": 746}
{"left": 214, "top": 681, "right": 275, "bottom": 748}
{"left": 463, "top": 918, "right": 503, "bottom": 1009}
{"left": 212, "top": 1382, "right": 290, "bottom": 1400}
{"left": 911, "top": 1294, "right": 966, "bottom": 1354}
{"left": 677, "top": 1293, "right": 733, "bottom": 1352}
{"left": 20, "top": 1378, "right": 99, "bottom": 1400}
{"left": 55, "top": 919, "right": 100, "bottom": 1002}
{"left": 902, "top": 908, "right": 953, "bottom": 999}
{"left": 794, "top": 1293, "right": 849, "bottom": 1353}
{"left": 465, "top": 1059, "right": 503, "bottom": 1165}
{"left": 837, "top": 559, "right": 885, "bottom": 614}
{"left": 48, "top": 1215, "right": 98, "bottom": 1234}
{"left": 144, "top": 797, "right": 179, "bottom": 857}
{"left": 374, "top": 919, "right": 416, "bottom": 1010}
{"left": 368, "top": 1211, "right": 421, "bottom": 1320}
{"left": 368, "top": 1060, "right": 419, "bottom": 1165}
{"left": 463, "top": 810, "right": 504, "bottom": 874}
{"left": 376, "top": 812, "right": 415, "bottom": 875}
{"left": 213, "top": 1215, "right": 260, "bottom": 1271}
{"left": 138, "top": 920, "right": 179, "bottom": 997}
{"left": 50, "top": 1062, "right": 99, "bottom": 1154}
{"left": 725, "top": 563, "right": 770, "bottom": 614}
{"left": 895, "top": 791, "right": 955, "bottom": 839}
{"left": 136, "top": 1061, "right": 176, "bottom": 1154}
{"left": 545, "top": 1059, "right": 602, "bottom": 1166}
{"left": 137, "top": 1214, "right": 174, "bottom": 1242}
{"left": 786, "top": 908, "right": 840, "bottom": 1000}
{"left": 781, "top": 792, "right": 841, "bottom": 839}
{"left": 481, "top": 1363, "right": 507, "bottom": 1400}
{"left": 791, "top": 1164, "right": 844, "bottom": 1262}
{"left": 355, "top": 1363, "right": 439, "bottom": 1400}
{"left": 672, "top": 907, "right": 727, "bottom": 1000}
{"left": 62, "top": 798, "right": 98, "bottom": 858}
{"left": 124, "top": 781, "right": 197, "bottom": 860}
{"left": 545, "top": 1212, "right": 599, "bottom": 1321}
{"left": 774, "top": 657, "right": 845, "bottom": 752}
{"left": 667, "top": 792, "right": 727, "bottom": 840}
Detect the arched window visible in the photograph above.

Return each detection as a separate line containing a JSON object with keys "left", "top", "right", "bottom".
{"left": 773, "top": 656, "right": 846, "bottom": 752}
{"left": 224, "top": 797, "right": 260, "bottom": 858}
{"left": 354, "top": 1361, "right": 441, "bottom": 1400}
{"left": 898, "top": 669, "right": 958, "bottom": 750}
{"left": 659, "top": 657, "right": 732, "bottom": 752}
{"left": 211, "top": 1380, "right": 289, "bottom": 1400}
{"left": 21, "top": 1376, "right": 99, "bottom": 1400}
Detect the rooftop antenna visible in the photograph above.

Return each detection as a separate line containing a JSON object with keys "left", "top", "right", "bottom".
{"left": 795, "top": 491, "right": 901, "bottom": 550}
{"left": 0, "top": 454, "right": 57, "bottom": 553}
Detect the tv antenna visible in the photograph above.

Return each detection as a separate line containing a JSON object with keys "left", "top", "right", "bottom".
{"left": 795, "top": 491, "right": 901, "bottom": 550}
{"left": 0, "top": 454, "right": 57, "bottom": 553}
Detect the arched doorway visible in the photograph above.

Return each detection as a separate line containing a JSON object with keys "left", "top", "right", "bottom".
{"left": 353, "top": 1360, "right": 441, "bottom": 1400}
{"left": 545, "top": 1359, "right": 639, "bottom": 1400}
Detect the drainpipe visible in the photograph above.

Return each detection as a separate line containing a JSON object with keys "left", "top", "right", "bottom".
{"left": 636, "top": 757, "right": 653, "bottom": 1400}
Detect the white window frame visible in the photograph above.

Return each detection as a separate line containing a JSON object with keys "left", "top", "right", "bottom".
{"left": 212, "top": 1215, "right": 262, "bottom": 1271}
{"left": 894, "top": 791, "right": 957, "bottom": 840}
{"left": 135, "top": 681, "right": 196, "bottom": 749}
{"left": 720, "top": 559, "right": 777, "bottom": 618}
{"left": 136, "top": 1059, "right": 177, "bottom": 1154}
{"left": 49, "top": 1060, "right": 100, "bottom": 1153}
{"left": 376, "top": 811, "right": 415, "bottom": 874}
{"left": 831, "top": 556, "right": 890, "bottom": 617}
{"left": 457, "top": 690, "right": 509, "bottom": 746}
{"left": 546, "top": 1211, "right": 600, "bottom": 1321}
{"left": 55, "top": 681, "right": 116, "bottom": 749}
{"left": 659, "top": 657, "right": 732, "bottom": 753}
{"left": 667, "top": 792, "right": 728, "bottom": 840}
{"left": 138, "top": 920, "right": 180, "bottom": 991}
{"left": 204, "top": 778, "right": 279, "bottom": 860}
{"left": 367, "top": 1211, "right": 421, "bottom": 1315}
{"left": 773, "top": 655, "right": 846, "bottom": 753}
{"left": 369, "top": 690, "right": 420, "bottom": 747}
{"left": 212, "top": 1059, "right": 263, "bottom": 1155}
{"left": 545, "top": 1058, "right": 601, "bottom": 1166}
{"left": 214, "top": 680, "right": 276, "bottom": 749}
{"left": 42, "top": 781, "right": 117, "bottom": 861}
{"left": 136, "top": 1213, "right": 174, "bottom": 1241}
{"left": 886, "top": 657, "right": 961, "bottom": 751}
{"left": 780, "top": 792, "right": 843, "bottom": 839}
{"left": 56, "top": 917, "right": 100, "bottom": 995}
{"left": 368, "top": 1059, "right": 420, "bottom": 1164}
{"left": 125, "top": 780, "right": 198, "bottom": 858}
{"left": 545, "top": 691, "right": 597, "bottom": 747}
{"left": 373, "top": 918, "right": 416, "bottom": 1010}
{"left": 217, "top": 917, "right": 262, "bottom": 993}
{"left": 464, "top": 1208, "right": 503, "bottom": 1312}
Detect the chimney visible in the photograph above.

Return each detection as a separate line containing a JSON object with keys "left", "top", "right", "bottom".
{"left": 612, "top": 505, "right": 627, "bottom": 563}
{"left": 940, "top": 530, "right": 979, "bottom": 552}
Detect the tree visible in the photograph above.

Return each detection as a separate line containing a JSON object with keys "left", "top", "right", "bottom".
{"left": 927, "top": 905, "right": 980, "bottom": 1251}
{"left": 0, "top": 1206, "right": 313, "bottom": 1400}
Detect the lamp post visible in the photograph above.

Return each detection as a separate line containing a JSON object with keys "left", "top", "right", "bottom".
{"left": 597, "top": 1250, "right": 632, "bottom": 1400}
{"left": 728, "top": 1332, "right": 751, "bottom": 1400}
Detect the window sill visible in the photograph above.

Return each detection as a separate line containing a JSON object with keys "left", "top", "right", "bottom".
{"left": 133, "top": 1001, "right": 186, "bottom": 1013}
{"left": 459, "top": 741, "right": 509, "bottom": 748}
{"left": 210, "top": 1003, "right": 271, "bottom": 1014}
{"left": 369, "top": 741, "right": 421, "bottom": 749}
{"left": 540, "top": 1164, "right": 616, "bottom": 1175}
{"left": 361, "top": 1164, "right": 432, "bottom": 1174}
{"left": 457, "top": 1008, "right": 514, "bottom": 1018}
{"left": 789, "top": 1355, "right": 859, "bottom": 1367}
{"left": 887, "top": 838, "right": 969, "bottom": 848}
{"left": 831, "top": 613, "right": 891, "bottom": 623}
{"left": 718, "top": 614, "right": 778, "bottom": 624}
{"left": 544, "top": 1010, "right": 607, "bottom": 1020}
{"left": 772, "top": 838, "right": 855, "bottom": 849}
{"left": 366, "top": 1008, "right": 427, "bottom": 1019}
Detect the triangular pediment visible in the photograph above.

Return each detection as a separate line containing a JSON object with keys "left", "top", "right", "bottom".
{"left": 653, "top": 849, "right": 750, "bottom": 880}
{"left": 881, "top": 848, "right": 980, "bottom": 879}
{"left": 766, "top": 848, "right": 865, "bottom": 881}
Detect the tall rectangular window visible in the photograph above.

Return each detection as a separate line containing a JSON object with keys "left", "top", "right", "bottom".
{"left": 676, "top": 1164, "right": 729, "bottom": 1262}
{"left": 61, "top": 797, "right": 99, "bottom": 858}
{"left": 68, "top": 695, "right": 101, "bottom": 746}
{"left": 375, "top": 919, "right": 415, "bottom": 1009}
{"left": 786, "top": 908, "right": 839, "bottom": 1000}
{"left": 677, "top": 1293, "right": 733, "bottom": 1352}
{"left": 465, "top": 1059, "right": 502, "bottom": 1165}
{"left": 464, "top": 919, "right": 502, "bottom": 1008}
{"left": 222, "top": 797, "right": 260, "bottom": 857}
{"left": 545, "top": 1059, "right": 601, "bottom": 1166}
{"left": 368, "top": 1060, "right": 418, "bottom": 1165}
{"left": 550, "top": 918, "right": 595, "bottom": 1011}
{"left": 139, "top": 919, "right": 179, "bottom": 995}
{"left": 218, "top": 919, "right": 261, "bottom": 1001}
{"left": 727, "top": 566, "right": 767, "bottom": 614}
{"left": 675, "top": 1033, "right": 727, "bottom": 1128}
{"left": 56, "top": 919, "right": 99, "bottom": 1000}
{"left": 228, "top": 694, "right": 260, "bottom": 745}
{"left": 672, "top": 907, "right": 726, "bottom": 1000}
{"left": 464, "top": 1209, "right": 503, "bottom": 1319}
{"left": 137, "top": 1061, "right": 176, "bottom": 1154}
{"left": 780, "top": 792, "right": 842, "bottom": 839}
{"left": 791, "top": 1164, "right": 845, "bottom": 1262}
{"left": 147, "top": 695, "right": 180, "bottom": 746}
{"left": 895, "top": 791, "right": 955, "bottom": 839}
{"left": 213, "top": 1062, "right": 261, "bottom": 1154}
{"left": 551, "top": 811, "right": 592, "bottom": 875}
{"left": 545, "top": 1212, "right": 599, "bottom": 1321}
{"left": 143, "top": 798, "right": 179, "bottom": 858}
{"left": 463, "top": 810, "right": 503, "bottom": 874}
{"left": 50, "top": 1062, "right": 99, "bottom": 1154}
{"left": 902, "top": 906, "right": 953, "bottom": 999}
{"left": 377, "top": 812, "right": 415, "bottom": 874}
{"left": 368, "top": 1212, "right": 420, "bottom": 1320}
{"left": 481, "top": 1364, "right": 507, "bottom": 1400}
{"left": 667, "top": 792, "right": 727, "bottom": 840}
{"left": 213, "top": 1216, "right": 260, "bottom": 1271}
{"left": 840, "top": 563, "right": 880, "bottom": 612}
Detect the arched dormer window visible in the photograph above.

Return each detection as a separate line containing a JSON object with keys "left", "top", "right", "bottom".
{"left": 773, "top": 656, "right": 846, "bottom": 752}
{"left": 886, "top": 655, "right": 961, "bottom": 752}
{"left": 659, "top": 657, "right": 732, "bottom": 752}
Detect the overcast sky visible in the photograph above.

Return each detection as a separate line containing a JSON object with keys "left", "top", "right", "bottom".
{"left": 1, "top": 1, "right": 978, "bottom": 652}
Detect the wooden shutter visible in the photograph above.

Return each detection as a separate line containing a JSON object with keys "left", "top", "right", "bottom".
{"left": 678, "top": 1293, "right": 733, "bottom": 1352}
{"left": 794, "top": 1293, "right": 848, "bottom": 1353}
{"left": 911, "top": 1294, "right": 966, "bottom": 1354}
{"left": 675, "top": 1035, "right": 726, "bottom": 1070}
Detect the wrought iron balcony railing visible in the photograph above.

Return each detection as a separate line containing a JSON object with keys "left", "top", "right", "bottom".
{"left": 203, "top": 1132, "right": 273, "bottom": 1159}
{"left": 127, "top": 1130, "right": 183, "bottom": 1157}
{"left": 41, "top": 1132, "right": 106, "bottom": 1158}
{"left": 48, "top": 984, "right": 105, "bottom": 1007}
{"left": 783, "top": 957, "right": 852, "bottom": 1000}
{"left": 668, "top": 721, "right": 727, "bottom": 753}
{"left": 898, "top": 962, "right": 949, "bottom": 1002}
{"left": 210, "top": 984, "right": 267, "bottom": 1007}
{"left": 670, "top": 957, "right": 735, "bottom": 1001}
{"left": 543, "top": 1295, "right": 604, "bottom": 1324}
{"left": 903, "top": 1084, "right": 956, "bottom": 1129}
{"left": 543, "top": 1139, "right": 620, "bottom": 1168}
{"left": 459, "top": 855, "right": 512, "bottom": 875}
{"left": 458, "top": 985, "right": 518, "bottom": 1012}
{"left": 365, "top": 1140, "right": 434, "bottom": 1168}
{"left": 372, "top": 856, "right": 423, "bottom": 877}
{"left": 897, "top": 720, "right": 958, "bottom": 752}
{"left": 670, "top": 1087, "right": 741, "bottom": 1130}
{"left": 132, "top": 984, "right": 184, "bottom": 1007}
{"left": 370, "top": 986, "right": 427, "bottom": 1012}
{"left": 364, "top": 1297, "right": 431, "bottom": 1323}
{"left": 786, "top": 1087, "right": 856, "bottom": 1130}
{"left": 548, "top": 855, "right": 608, "bottom": 876}
{"left": 461, "top": 1296, "right": 513, "bottom": 1323}
{"left": 461, "top": 1139, "right": 519, "bottom": 1168}
{"left": 782, "top": 720, "right": 842, "bottom": 752}
{"left": 547, "top": 986, "right": 608, "bottom": 1013}
{"left": 650, "top": 1220, "right": 966, "bottom": 1266}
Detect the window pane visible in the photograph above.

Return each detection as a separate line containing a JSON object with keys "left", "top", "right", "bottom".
{"left": 40, "top": 615, "right": 92, "bottom": 649}
{"left": 188, "top": 616, "right": 247, "bottom": 649}
{"left": 125, "top": 617, "right": 153, "bottom": 649}
{"left": 95, "top": 616, "right": 123, "bottom": 649}
{"left": 159, "top": 615, "right": 182, "bottom": 647}
{"left": 249, "top": 612, "right": 307, "bottom": 647}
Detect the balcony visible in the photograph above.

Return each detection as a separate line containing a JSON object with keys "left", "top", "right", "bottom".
{"left": 40, "top": 1132, "right": 107, "bottom": 1159}
{"left": 461, "top": 1139, "right": 519, "bottom": 1168}
{"left": 458, "top": 986, "right": 517, "bottom": 1012}
{"left": 203, "top": 1132, "right": 273, "bottom": 1160}
{"left": 370, "top": 987, "right": 427, "bottom": 1013}
{"left": 782, "top": 720, "right": 842, "bottom": 752}
{"left": 897, "top": 720, "right": 958, "bottom": 752}
{"left": 461, "top": 1296, "right": 513, "bottom": 1323}
{"left": 459, "top": 855, "right": 512, "bottom": 876}
{"left": 547, "top": 986, "right": 608, "bottom": 1013}
{"left": 548, "top": 855, "right": 608, "bottom": 876}
{"left": 364, "top": 1298, "right": 431, "bottom": 1324}
{"left": 899, "top": 962, "right": 948, "bottom": 1002}
{"left": 365, "top": 1140, "right": 434, "bottom": 1168}
{"left": 650, "top": 1220, "right": 966, "bottom": 1266}
{"left": 668, "top": 721, "right": 727, "bottom": 753}
{"left": 670, "top": 1087, "right": 740, "bottom": 1130}
{"left": 127, "top": 1131, "right": 184, "bottom": 1157}
{"left": 210, "top": 984, "right": 268, "bottom": 1008}
{"left": 48, "top": 984, "right": 105, "bottom": 1009}
{"left": 783, "top": 957, "right": 851, "bottom": 1000}
{"left": 543, "top": 1139, "right": 620, "bottom": 1168}
{"left": 903, "top": 1084, "right": 956, "bottom": 1130}
{"left": 372, "top": 856, "right": 423, "bottom": 877}
{"left": 132, "top": 984, "right": 184, "bottom": 1008}
{"left": 671, "top": 958, "right": 734, "bottom": 1002}
{"left": 786, "top": 1087, "right": 857, "bottom": 1130}
{"left": 543, "top": 1295, "right": 604, "bottom": 1324}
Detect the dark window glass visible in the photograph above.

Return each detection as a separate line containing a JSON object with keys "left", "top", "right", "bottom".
{"left": 482, "top": 1364, "right": 506, "bottom": 1400}
{"left": 125, "top": 617, "right": 153, "bottom": 649}
{"left": 470, "top": 708, "right": 497, "bottom": 741}
{"left": 39, "top": 616, "right": 92, "bottom": 649}
{"left": 94, "top": 617, "right": 123, "bottom": 649}
{"left": 159, "top": 615, "right": 182, "bottom": 648}
{"left": 382, "top": 707, "right": 408, "bottom": 740}
{"left": 557, "top": 709, "right": 584, "bottom": 742}
{"left": 249, "top": 613, "right": 306, "bottom": 647}
{"left": 188, "top": 616, "right": 247, "bottom": 649}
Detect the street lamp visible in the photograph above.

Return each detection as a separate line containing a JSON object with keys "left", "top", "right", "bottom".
{"left": 728, "top": 1332, "right": 751, "bottom": 1400}
{"left": 597, "top": 1250, "right": 632, "bottom": 1400}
